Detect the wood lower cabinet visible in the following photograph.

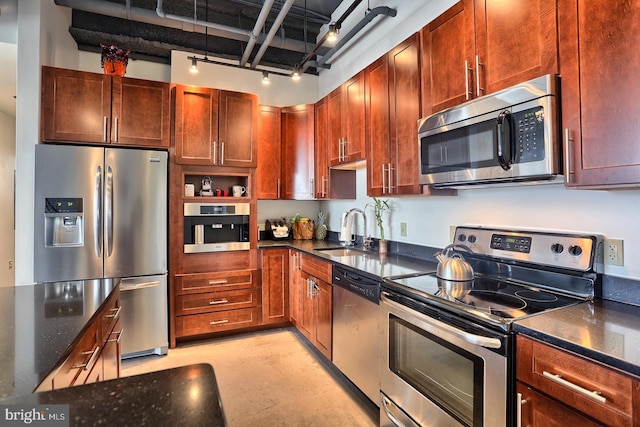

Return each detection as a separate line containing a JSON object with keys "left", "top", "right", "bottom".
{"left": 173, "top": 85, "right": 257, "bottom": 167}
{"left": 41, "top": 66, "right": 170, "bottom": 147}
{"left": 260, "top": 248, "right": 289, "bottom": 324}
{"left": 289, "top": 250, "right": 302, "bottom": 326}
{"left": 293, "top": 252, "right": 332, "bottom": 360}
{"left": 37, "top": 286, "right": 122, "bottom": 391}
{"left": 366, "top": 33, "right": 422, "bottom": 197}
{"left": 559, "top": 0, "right": 640, "bottom": 187}
{"left": 517, "top": 335, "right": 640, "bottom": 426}
{"left": 173, "top": 270, "right": 261, "bottom": 338}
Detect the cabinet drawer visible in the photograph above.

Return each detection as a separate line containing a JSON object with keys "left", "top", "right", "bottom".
{"left": 175, "top": 308, "right": 260, "bottom": 336}
{"left": 51, "top": 323, "right": 101, "bottom": 390}
{"left": 100, "top": 287, "right": 121, "bottom": 342}
{"left": 299, "top": 253, "right": 332, "bottom": 283}
{"left": 175, "top": 270, "right": 259, "bottom": 294}
{"left": 517, "top": 335, "right": 636, "bottom": 426}
{"left": 175, "top": 289, "right": 260, "bottom": 315}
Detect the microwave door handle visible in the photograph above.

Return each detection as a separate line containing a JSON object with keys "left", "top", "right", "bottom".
{"left": 496, "top": 110, "right": 513, "bottom": 171}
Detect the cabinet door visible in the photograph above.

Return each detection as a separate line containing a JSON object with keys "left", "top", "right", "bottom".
{"left": 343, "top": 71, "right": 366, "bottom": 163}
{"left": 389, "top": 33, "right": 422, "bottom": 195}
{"left": 41, "top": 66, "right": 112, "bottom": 144}
{"left": 281, "top": 104, "right": 315, "bottom": 200}
{"left": 314, "top": 278, "right": 332, "bottom": 360}
{"left": 219, "top": 90, "right": 258, "bottom": 168}
{"left": 173, "top": 84, "right": 219, "bottom": 165}
{"left": 421, "top": 0, "right": 475, "bottom": 115}
{"left": 112, "top": 77, "right": 170, "bottom": 147}
{"left": 314, "top": 98, "right": 329, "bottom": 199}
{"left": 517, "top": 382, "right": 603, "bottom": 427}
{"left": 327, "top": 88, "right": 343, "bottom": 166}
{"left": 256, "top": 105, "right": 282, "bottom": 199}
{"left": 299, "top": 272, "right": 314, "bottom": 341}
{"left": 560, "top": 0, "right": 640, "bottom": 187}
{"left": 475, "top": 0, "right": 559, "bottom": 95}
{"left": 261, "top": 249, "right": 289, "bottom": 324}
{"left": 365, "top": 54, "right": 391, "bottom": 197}
{"left": 102, "top": 319, "right": 122, "bottom": 381}
{"left": 289, "top": 250, "right": 302, "bottom": 326}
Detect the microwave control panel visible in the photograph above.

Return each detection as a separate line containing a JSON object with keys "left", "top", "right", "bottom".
{"left": 514, "top": 106, "right": 545, "bottom": 163}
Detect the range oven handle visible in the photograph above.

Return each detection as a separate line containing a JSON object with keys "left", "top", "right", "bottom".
{"left": 496, "top": 110, "right": 514, "bottom": 171}
{"left": 382, "top": 292, "right": 503, "bottom": 349}
{"left": 381, "top": 393, "right": 420, "bottom": 427}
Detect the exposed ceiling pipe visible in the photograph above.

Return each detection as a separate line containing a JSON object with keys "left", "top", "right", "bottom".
{"left": 313, "top": 6, "right": 397, "bottom": 71}
{"left": 239, "top": 0, "right": 275, "bottom": 67}
{"left": 226, "top": 0, "right": 330, "bottom": 24}
{"left": 53, "top": 0, "right": 315, "bottom": 55}
{"left": 250, "top": 0, "right": 295, "bottom": 69}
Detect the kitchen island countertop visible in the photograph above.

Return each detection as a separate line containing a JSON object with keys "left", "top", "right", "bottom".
{"left": 0, "top": 363, "right": 225, "bottom": 427}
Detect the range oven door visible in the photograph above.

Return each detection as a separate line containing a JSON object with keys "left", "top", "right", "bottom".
{"left": 379, "top": 291, "right": 509, "bottom": 427}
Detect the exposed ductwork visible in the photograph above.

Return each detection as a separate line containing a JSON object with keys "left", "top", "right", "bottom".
{"left": 249, "top": 0, "right": 295, "bottom": 69}
{"left": 239, "top": 0, "right": 275, "bottom": 67}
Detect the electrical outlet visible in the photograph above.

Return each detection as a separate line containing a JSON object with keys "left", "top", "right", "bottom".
{"left": 400, "top": 222, "right": 408, "bottom": 237}
{"left": 604, "top": 238, "right": 624, "bottom": 266}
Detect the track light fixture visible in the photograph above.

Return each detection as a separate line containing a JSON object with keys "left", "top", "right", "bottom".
{"left": 291, "top": 67, "right": 301, "bottom": 81}
{"left": 189, "top": 56, "right": 198, "bottom": 73}
{"left": 262, "top": 71, "right": 270, "bottom": 85}
{"left": 326, "top": 23, "right": 339, "bottom": 43}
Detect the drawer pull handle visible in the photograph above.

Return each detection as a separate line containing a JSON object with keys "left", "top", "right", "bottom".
{"left": 542, "top": 371, "right": 607, "bottom": 404}
{"left": 105, "top": 306, "right": 121, "bottom": 319}
{"left": 210, "top": 319, "right": 229, "bottom": 325}
{"left": 208, "top": 279, "right": 228, "bottom": 285}
{"left": 108, "top": 329, "right": 124, "bottom": 344}
{"left": 73, "top": 346, "right": 100, "bottom": 371}
{"left": 209, "top": 299, "right": 229, "bottom": 305}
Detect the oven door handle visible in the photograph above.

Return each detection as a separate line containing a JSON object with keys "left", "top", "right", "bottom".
{"left": 381, "top": 393, "right": 420, "bottom": 427}
{"left": 382, "top": 293, "right": 503, "bottom": 349}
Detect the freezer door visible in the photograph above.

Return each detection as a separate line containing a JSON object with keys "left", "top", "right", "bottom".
{"left": 34, "top": 145, "right": 104, "bottom": 282}
{"left": 104, "top": 148, "right": 167, "bottom": 278}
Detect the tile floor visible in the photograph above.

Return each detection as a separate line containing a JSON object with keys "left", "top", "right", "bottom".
{"left": 122, "top": 327, "right": 379, "bottom": 427}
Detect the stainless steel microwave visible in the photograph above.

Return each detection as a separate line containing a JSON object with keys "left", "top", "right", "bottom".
{"left": 418, "top": 74, "right": 563, "bottom": 188}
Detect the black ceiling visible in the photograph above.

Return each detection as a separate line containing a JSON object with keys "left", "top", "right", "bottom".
{"left": 58, "top": 0, "right": 345, "bottom": 74}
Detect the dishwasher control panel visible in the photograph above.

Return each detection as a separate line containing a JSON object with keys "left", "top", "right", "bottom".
{"left": 333, "top": 266, "right": 380, "bottom": 304}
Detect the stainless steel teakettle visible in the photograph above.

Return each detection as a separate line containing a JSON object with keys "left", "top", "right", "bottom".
{"left": 434, "top": 244, "right": 474, "bottom": 282}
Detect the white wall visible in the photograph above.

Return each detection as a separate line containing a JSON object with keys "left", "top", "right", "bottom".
{"left": 79, "top": 51, "right": 171, "bottom": 83}
{"left": 0, "top": 110, "right": 15, "bottom": 286}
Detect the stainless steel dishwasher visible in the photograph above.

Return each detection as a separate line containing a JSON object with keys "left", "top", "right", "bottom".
{"left": 332, "top": 264, "right": 380, "bottom": 405}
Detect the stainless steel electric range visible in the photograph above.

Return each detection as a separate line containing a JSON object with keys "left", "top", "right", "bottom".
{"left": 379, "top": 226, "right": 604, "bottom": 427}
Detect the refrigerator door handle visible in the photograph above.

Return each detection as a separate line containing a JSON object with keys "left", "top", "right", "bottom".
{"left": 94, "top": 165, "right": 103, "bottom": 258}
{"left": 120, "top": 280, "right": 161, "bottom": 291}
{"left": 106, "top": 165, "right": 114, "bottom": 257}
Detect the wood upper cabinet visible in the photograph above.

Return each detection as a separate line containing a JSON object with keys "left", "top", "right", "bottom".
{"left": 173, "top": 85, "right": 257, "bottom": 167}
{"left": 281, "top": 104, "right": 315, "bottom": 199}
{"left": 328, "top": 70, "right": 365, "bottom": 166}
{"left": 314, "top": 98, "right": 330, "bottom": 199}
{"left": 421, "top": 0, "right": 559, "bottom": 116}
{"left": 517, "top": 335, "right": 640, "bottom": 426}
{"left": 41, "top": 66, "right": 170, "bottom": 147}
{"left": 366, "top": 33, "right": 422, "bottom": 196}
{"left": 260, "top": 248, "right": 289, "bottom": 324}
{"left": 560, "top": 0, "right": 640, "bottom": 187}
{"left": 256, "top": 105, "right": 282, "bottom": 199}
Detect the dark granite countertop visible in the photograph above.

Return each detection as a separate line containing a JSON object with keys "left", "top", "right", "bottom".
{"left": 0, "top": 279, "right": 118, "bottom": 398}
{"left": 258, "top": 239, "right": 438, "bottom": 279}
{"left": 514, "top": 299, "right": 640, "bottom": 378}
{"left": 0, "top": 363, "right": 225, "bottom": 427}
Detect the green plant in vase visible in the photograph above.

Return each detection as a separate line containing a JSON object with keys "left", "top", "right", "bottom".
{"left": 365, "top": 197, "right": 390, "bottom": 253}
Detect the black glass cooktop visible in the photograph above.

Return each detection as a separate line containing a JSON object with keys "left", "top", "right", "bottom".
{"left": 386, "top": 273, "right": 584, "bottom": 321}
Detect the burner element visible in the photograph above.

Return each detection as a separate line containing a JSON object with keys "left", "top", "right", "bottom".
{"left": 514, "top": 289, "right": 559, "bottom": 303}
{"left": 459, "top": 291, "right": 527, "bottom": 316}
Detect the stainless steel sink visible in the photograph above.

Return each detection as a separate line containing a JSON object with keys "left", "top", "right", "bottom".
{"left": 314, "top": 247, "right": 369, "bottom": 257}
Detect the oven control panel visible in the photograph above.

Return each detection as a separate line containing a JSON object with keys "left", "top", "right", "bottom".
{"left": 454, "top": 226, "right": 603, "bottom": 272}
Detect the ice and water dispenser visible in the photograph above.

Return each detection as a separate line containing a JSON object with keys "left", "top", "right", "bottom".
{"left": 183, "top": 203, "right": 250, "bottom": 253}
{"left": 44, "top": 198, "right": 84, "bottom": 247}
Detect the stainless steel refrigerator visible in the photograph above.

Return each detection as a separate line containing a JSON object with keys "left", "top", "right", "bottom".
{"left": 34, "top": 144, "right": 168, "bottom": 358}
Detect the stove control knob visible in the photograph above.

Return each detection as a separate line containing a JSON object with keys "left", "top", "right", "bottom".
{"left": 551, "top": 243, "right": 564, "bottom": 254}
{"left": 568, "top": 245, "right": 583, "bottom": 256}
{"left": 468, "top": 235, "right": 477, "bottom": 244}
{"left": 458, "top": 234, "right": 467, "bottom": 242}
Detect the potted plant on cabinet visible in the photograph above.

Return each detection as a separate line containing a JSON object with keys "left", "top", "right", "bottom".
{"left": 366, "top": 197, "right": 390, "bottom": 254}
